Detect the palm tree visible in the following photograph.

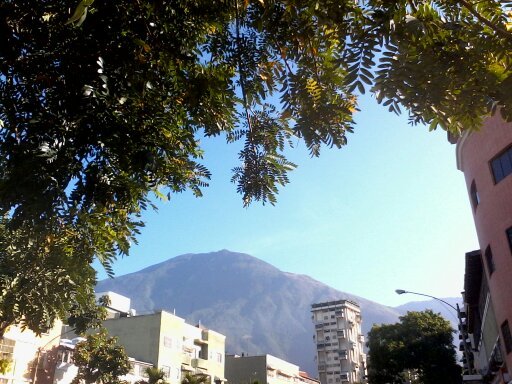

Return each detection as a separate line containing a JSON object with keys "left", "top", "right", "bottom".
{"left": 137, "top": 367, "right": 169, "bottom": 384}
{"left": 182, "top": 373, "right": 210, "bottom": 384}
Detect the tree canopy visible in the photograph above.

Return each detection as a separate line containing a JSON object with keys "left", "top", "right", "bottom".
{"left": 71, "top": 329, "right": 131, "bottom": 384}
{"left": 366, "top": 310, "right": 462, "bottom": 384}
{"left": 1, "top": 0, "right": 511, "bottom": 335}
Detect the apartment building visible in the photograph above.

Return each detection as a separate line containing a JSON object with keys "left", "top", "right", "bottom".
{"left": 225, "top": 354, "right": 319, "bottom": 384}
{"left": 96, "top": 293, "right": 226, "bottom": 384}
{"left": 454, "top": 114, "right": 512, "bottom": 384}
{"left": 311, "top": 300, "right": 366, "bottom": 384}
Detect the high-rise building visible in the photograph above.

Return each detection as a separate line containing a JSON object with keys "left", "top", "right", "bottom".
{"left": 311, "top": 300, "right": 366, "bottom": 384}
{"left": 454, "top": 114, "right": 512, "bottom": 383}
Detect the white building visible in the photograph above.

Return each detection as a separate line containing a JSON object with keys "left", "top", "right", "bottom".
{"left": 0, "top": 321, "right": 62, "bottom": 384}
{"left": 225, "top": 354, "right": 319, "bottom": 384}
{"left": 311, "top": 300, "right": 367, "bottom": 384}
{"left": 52, "top": 337, "right": 151, "bottom": 384}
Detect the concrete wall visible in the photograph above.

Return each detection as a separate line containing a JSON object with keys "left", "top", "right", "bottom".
{"left": 225, "top": 355, "right": 267, "bottom": 384}
{"left": 103, "top": 312, "right": 163, "bottom": 366}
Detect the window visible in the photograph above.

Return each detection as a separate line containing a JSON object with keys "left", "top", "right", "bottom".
{"left": 161, "top": 366, "right": 171, "bottom": 378}
{"left": 0, "top": 338, "right": 14, "bottom": 360}
{"left": 507, "top": 227, "right": 512, "bottom": 253}
{"left": 470, "top": 181, "right": 480, "bottom": 209}
{"left": 163, "top": 336, "right": 173, "bottom": 348}
{"left": 173, "top": 367, "right": 181, "bottom": 380}
{"left": 502, "top": 320, "right": 512, "bottom": 354}
{"left": 485, "top": 246, "right": 495, "bottom": 275}
{"left": 491, "top": 145, "right": 512, "bottom": 183}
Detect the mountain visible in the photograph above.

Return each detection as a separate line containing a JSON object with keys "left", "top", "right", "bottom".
{"left": 96, "top": 250, "right": 457, "bottom": 375}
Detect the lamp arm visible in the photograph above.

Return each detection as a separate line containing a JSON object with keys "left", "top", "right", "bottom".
{"left": 400, "top": 290, "right": 458, "bottom": 312}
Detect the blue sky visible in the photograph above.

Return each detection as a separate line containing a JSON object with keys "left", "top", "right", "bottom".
{"left": 96, "top": 93, "right": 480, "bottom": 308}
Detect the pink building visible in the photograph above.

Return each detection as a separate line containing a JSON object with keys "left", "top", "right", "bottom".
{"left": 456, "top": 114, "right": 512, "bottom": 383}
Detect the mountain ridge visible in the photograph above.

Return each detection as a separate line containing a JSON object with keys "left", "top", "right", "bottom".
{"left": 96, "top": 250, "right": 459, "bottom": 375}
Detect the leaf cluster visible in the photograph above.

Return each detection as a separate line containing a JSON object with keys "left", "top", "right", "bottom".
{"left": 360, "top": 0, "right": 512, "bottom": 132}
{"left": 71, "top": 329, "right": 131, "bottom": 384}
{"left": 182, "top": 373, "right": 210, "bottom": 384}
{"left": 0, "top": 216, "right": 107, "bottom": 336}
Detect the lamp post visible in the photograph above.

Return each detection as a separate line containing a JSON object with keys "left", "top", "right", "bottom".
{"left": 395, "top": 289, "right": 474, "bottom": 376}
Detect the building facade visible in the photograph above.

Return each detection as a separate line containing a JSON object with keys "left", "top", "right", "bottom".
{"left": 0, "top": 321, "right": 62, "bottom": 384}
{"left": 311, "top": 300, "right": 366, "bottom": 384}
{"left": 225, "top": 354, "right": 319, "bottom": 384}
{"left": 463, "top": 250, "right": 503, "bottom": 383}
{"left": 101, "top": 309, "right": 226, "bottom": 384}
{"left": 456, "top": 114, "right": 512, "bottom": 384}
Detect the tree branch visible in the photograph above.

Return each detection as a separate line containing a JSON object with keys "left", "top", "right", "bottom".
{"left": 457, "top": 0, "right": 512, "bottom": 42}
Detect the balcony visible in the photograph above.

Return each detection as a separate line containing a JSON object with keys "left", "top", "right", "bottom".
{"left": 182, "top": 355, "right": 192, "bottom": 366}
{"left": 194, "top": 337, "right": 208, "bottom": 345}
{"left": 191, "top": 358, "right": 208, "bottom": 370}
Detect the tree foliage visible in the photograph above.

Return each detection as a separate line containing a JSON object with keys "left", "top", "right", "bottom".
{"left": 71, "top": 329, "right": 131, "bottom": 384}
{"left": 137, "top": 367, "right": 169, "bottom": 384}
{"left": 182, "top": 373, "right": 210, "bottom": 384}
{"left": 367, "top": 310, "right": 462, "bottom": 384}
{"left": 0, "top": 217, "right": 109, "bottom": 336}
{"left": 0, "top": 0, "right": 511, "bottom": 335}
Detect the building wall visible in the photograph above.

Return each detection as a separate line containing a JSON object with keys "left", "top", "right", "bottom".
{"left": 457, "top": 114, "right": 512, "bottom": 378}
{"left": 103, "top": 312, "right": 162, "bottom": 366}
{"left": 95, "top": 291, "right": 133, "bottom": 318}
{"left": 311, "top": 300, "right": 366, "bottom": 384}
{"left": 225, "top": 355, "right": 267, "bottom": 384}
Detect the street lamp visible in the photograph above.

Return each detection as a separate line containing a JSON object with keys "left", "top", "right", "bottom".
{"left": 395, "top": 289, "right": 458, "bottom": 311}
{"left": 395, "top": 289, "right": 474, "bottom": 376}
